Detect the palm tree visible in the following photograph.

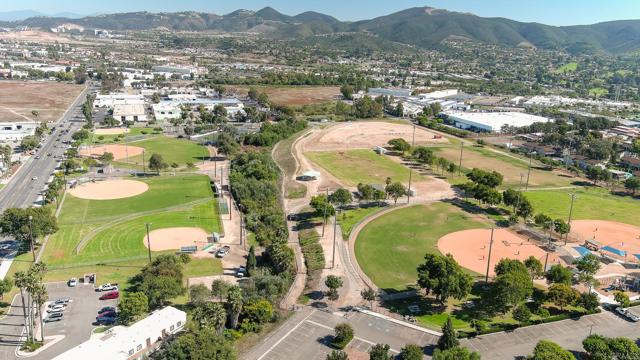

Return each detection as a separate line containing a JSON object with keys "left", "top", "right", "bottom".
{"left": 14, "top": 271, "right": 31, "bottom": 340}
{"left": 226, "top": 286, "right": 243, "bottom": 329}
{"left": 211, "top": 303, "right": 227, "bottom": 335}
{"left": 192, "top": 302, "right": 227, "bottom": 335}
{"left": 31, "top": 283, "right": 47, "bottom": 342}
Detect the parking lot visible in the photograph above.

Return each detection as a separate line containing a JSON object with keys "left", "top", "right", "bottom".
{"left": 0, "top": 281, "right": 118, "bottom": 360}
{"left": 244, "top": 308, "right": 438, "bottom": 360}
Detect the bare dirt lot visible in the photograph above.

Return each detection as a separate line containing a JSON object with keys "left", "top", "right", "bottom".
{"left": 0, "top": 81, "right": 83, "bottom": 122}
{"left": 79, "top": 144, "right": 144, "bottom": 160}
{"left": 143, "top": 227, "right": 209, "bottom": 251}
{"left": 303, "top": 121, "right": 448, "bottom": 152}
{"left": 68, "top": 179, "right": 149, "bottom": 200}
{"left": 0, "top": 30, "right": 85, "bottom": 44}
{"left": 438, "top": 228, "right": 565, "bottom": 276}
{"left": 232, "top": 86, "right": 340, "bottom": 105}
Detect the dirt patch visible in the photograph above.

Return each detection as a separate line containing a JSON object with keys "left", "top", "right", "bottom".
{"left": 232, "top": 86, "right": 340, "bottom": 105}
{"left": 143, "top": 227, "right": 209, "bottom": 251}
{"left": 0, "top": 81, "right": 83, "bottom": 122}
{"left": 79, "top": 144, "right": 144, "bottom": 160}
{"left": 68, "top": 179, "right": 149, "bottom": 200}
{"left": 303, "top": 121, "right": 448, "bottom": 152}
{"left": 570, "top": 220, "right": 640, "bottom": 262}
{"left": 94, "top": 128, "right": 130, "bottom": 135}
{"left": 438, "top": 228, "right": 565, "bottom": 276}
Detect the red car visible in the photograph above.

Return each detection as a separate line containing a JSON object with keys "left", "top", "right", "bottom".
{"left": 99, "top": 291, "right": 119, "bottom": 300}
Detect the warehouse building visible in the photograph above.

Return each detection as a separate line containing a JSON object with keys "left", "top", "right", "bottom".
{"left": 444, "top": 111, "right": 550, "bottom": 132}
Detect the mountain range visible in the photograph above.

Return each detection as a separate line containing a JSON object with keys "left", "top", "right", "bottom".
{"left": 2, "top": 6, "right": 640, "bottom": 54}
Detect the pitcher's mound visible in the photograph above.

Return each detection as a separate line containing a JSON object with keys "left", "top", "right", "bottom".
{"left": 143, "top": 227, "right": 209, "bottom": 251}
{"left": 69, "top": 179, "right": 149, "bottom": 200}
{"left": 94, "top": 128, "right": 130, "bottom": 135}
{"left": 79, "top": 144, "right": 144, "bottom": 160}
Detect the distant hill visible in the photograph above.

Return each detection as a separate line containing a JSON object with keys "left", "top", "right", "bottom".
{"left": 2, "top": 7, "right": 640, "bottom": 54}
{"left": 0, "top": 10, "right": 85, "bottom": 21}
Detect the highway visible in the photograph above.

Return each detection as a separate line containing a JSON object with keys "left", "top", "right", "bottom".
{"left": 0, "top": 82, "right": 97, "bottom": 212}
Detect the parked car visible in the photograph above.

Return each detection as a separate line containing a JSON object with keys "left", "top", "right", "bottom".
{"left": 99, "top": 291, "right": 119, "bottom": 300}
{"left": 287, "top": 213, "right": 299, "bottom": 221}
{"left": 216, "top": 246, "right": 231, "bottom": 258}
{"left": 44, "top": 313, "right": 63, "bottom": 322}
{"left": 96, "top": 283, "right": 118, "bottom": 292}
{"left": 616, "top": 307, "right": 640, "bottom": 322}
{"left": 97, "top": 311, "right": 117, "bottom": 319}
{"left": 236, "top": 266, "right": 247, "bottom": 278}
{"left": 95, "top": 316, "right": 116, "bottom": 325}
{"left": 53, "top": 298, "right": 70, "bottom": 305}
{"left": 47, "top": 304, "right": 66, "bottom": 313}
{"left": 68, "top": 278, "right": 77, "bottom": 287}
{"left": 98, "top": 306, "right": 116, "bottom": 315}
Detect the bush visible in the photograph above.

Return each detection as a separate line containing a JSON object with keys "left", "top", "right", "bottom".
{"left": 141, "top": 130, "right": 148, "bottom": 135}
{"left": 20, "top": 340, "right": 43, "bottom": 352}
{"left": 331, "top": 323, "right": 354, "bottom": 349}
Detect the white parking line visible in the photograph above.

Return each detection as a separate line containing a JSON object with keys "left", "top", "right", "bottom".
{"left": 305, "top": 320, "right": 400, "bottom": 353}
{"left": 257, "top": 310, "right": 317, "bottom": 360}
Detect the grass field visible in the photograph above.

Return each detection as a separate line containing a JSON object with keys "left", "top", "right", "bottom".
{"left": 40, "top": 174, "right": 220, "bottom": 267}
{"left": 306, "top": 150, "right": 420, "bottom": 186}
{"left": 119, "top": 136, "right": 208, "bottom": 168}
{"left": 589, "top": 87, "right": 608, "bottom": 98}
{"left": 553, "top": 62, "right": 578, "bottom": 74}
{"left": 525, "top": 187, "right": 640, "bottom": 226}
{"left": 339, "top": 205, "right": 386, "bottom": 238}
{"left": 433, "top": 145, "right": 574, "bottom": 188}
{"left": 90, "top": 127, "right": 159, "bottom": 144}
{"left": 355, "top": 203, "right": 489, "bottom": 291}
{"left": 272, "top": 130, "right": 308, "bottom": 199}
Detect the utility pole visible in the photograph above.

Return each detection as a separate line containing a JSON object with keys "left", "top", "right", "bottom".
{"left": 142, "top": 150, "right": 146, "bottom": 175}
{"left": 332, "top": 210, "right": 338, "bottom": 269}
{"left": 543, "top": 251, "right": 550, "bottom": 272}
{"left": 514, "top": 173, "right": 524, "bottom": 213}
{"left": 484, "top": 227, "right": 494, "bottom": 283}
{"left": 407, "top": 124, "right": 416, "bottom": 203}
{"left": 525, "top": 152, "right": 533, "bottom": 191}
{"left": 28, "top": 215, "right": 35, "bottom": 262}
{"left": 458, "top": 142, "right": 464, "bottom": 176}
{"left": 565, "top": 193, "right": 577, "bottom": 245}
{"left": 145, "top": 223, "right": 152, "bottom": 264}
{"left": 322, "top": 188, "right": 329, "bottom": 237}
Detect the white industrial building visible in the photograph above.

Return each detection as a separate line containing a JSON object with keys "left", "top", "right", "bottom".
{"left": 152, "top": 99, "right": 245, "bottom": 122}
{"left": 53, "top": 306, "right": 186, "bottom": 360}
{"left": 444, "top": 111, "right": 551, "bottom": 132}
{"left": 94, "top": 94, "right": 145, "bottom": 108}
{"left": 113, "top": 104, "right": 148, "bottom": 122}
{"left": 0, "top": 121, "right": 39, "bottom": 142}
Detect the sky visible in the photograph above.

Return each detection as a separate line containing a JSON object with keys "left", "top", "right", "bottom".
{"left": 3, "top": 0, "right": 640, "bottom": 25}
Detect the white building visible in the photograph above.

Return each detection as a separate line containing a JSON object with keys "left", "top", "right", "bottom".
{"left": 113, "top": 104, "right": 147, "bottom": 122}
{"left": 94, "top": 94, "right": 145, "bottom": 108}
{"left": 416, "top": 89, "right": 458, "bottom": 100}
{"left": 53, "top": 306, "right": 186, "bottom": 360}
{"left": 0, "top": 122, "right": 39, "bottom": 142}
{"left": 444, "top": 111, "right": 551, "bottom": 132}
{"left": 152, "top": 99, "right": 245, "bottom": 122}
{"left": 152, "top": 102, "right": 181, "bottom": 121}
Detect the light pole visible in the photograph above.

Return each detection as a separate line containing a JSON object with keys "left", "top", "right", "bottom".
{"left": 28, "top": 215, "right": 35, "bottom": 262}
{"left": 565, "top": 193, "right": 577, "bottom": 245}
{"left": 458, "top": 142, "right": 464, "bottom": 176}
{"left": 525, "top": 152, "right": 533, "bottom": 191}
{"left": 514, "top": 173, "right": 524, "bottom": 213}
{"left": 407, "top": 124, "right": 416, "bottom": 203}
{"left": 332, "top": 209, "right": 338, "bottom": 269}
{"left": 484, "top": 227, "right": 494, "bottom": 283}
{"left": 145, "top": 222, "right": 152, "bottom": 264}
{"left": 322, "top": 188, "right": 329, "bottom": 237}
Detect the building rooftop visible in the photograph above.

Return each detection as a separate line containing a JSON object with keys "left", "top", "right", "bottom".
{"left": 445, "top": 111, "right": 550, "bottom": 131}
{"left": 113, "top": 104, "right": 146, "bottom": 116}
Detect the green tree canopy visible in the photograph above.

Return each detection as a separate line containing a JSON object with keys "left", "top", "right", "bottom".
{"left": 417, "top": 254, "right": 472, "bottom": 304}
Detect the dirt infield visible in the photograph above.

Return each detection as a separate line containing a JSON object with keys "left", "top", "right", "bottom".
{"left": 438, "top": 228, "right": 565, "bottom": 277}
{"left": 68, "top": 179, "right": 149, "bottom": 200}
{"left": 79, "top": 144, "right": 144, "bottom": 160}
{"left": 570, "top": 220, "right": 640, "bottom": 260}
{"left": 303, "top": 121, "right": 448, "bottom": 152}
{"left": 94, "top": 128, "right": 130, "bottom": 135}
{"left": 0, "top": 81, "right": 83, "bottom": 122}
{"left": 143, "top": 227, "right": 209, "bottom": 251}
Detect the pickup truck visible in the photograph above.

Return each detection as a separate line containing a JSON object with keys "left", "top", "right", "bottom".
{"left": 95, "top": 283, "right": 119, "bottom": 292}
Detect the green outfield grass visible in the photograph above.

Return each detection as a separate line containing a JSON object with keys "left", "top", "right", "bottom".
{"left": 354, "top": 202, "right": 488, "bottom": 292}
{"left": 90, "top": 127, "right": 159, "bottom": 144}
{"left": 525, "top": 187, "right": 640, "bottom": 226}
{"left": 123, "top": 136, "right": 208, "bottom": 167}
{"left": 306, "top": 149, "right": 420, "bottom": 186}
{"left": 339, "top": 205, "right": 386, "bottom": 238}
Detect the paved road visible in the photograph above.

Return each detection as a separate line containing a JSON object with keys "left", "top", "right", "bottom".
{"left": 0, "top": 82, "right": 95, "bottom": 211}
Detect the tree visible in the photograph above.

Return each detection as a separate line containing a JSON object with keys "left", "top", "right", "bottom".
{"left": 357, "top": 183, "right": 375, "bottom": 202}
{"left": 388, "top": 138, "right": 411, "bottom": 154}
{"left": 488, "top": 259, "right": 533, "bottom": 312}
{"left": 534, "top": 213, "right": 553, "bottom": 228}
{"left": 118, "top": 292, "right": 149, "bottom": 324}
{"left": 369, "top": 344, "right": 392, "bottom": 360}
{"left": 226, "top": 285, "right": 243, "bottom": 329}
{"left": 192, "top": 302, "right": 227, "bottom": 335}
{"left": 189, "top": 284, "right": 211, "bottom": 306}
{"left": 512, "top": 303, "right": 532, "bottom": 324}
{"left": 327, "top": 350, "right": 349, "bottom": 360}
{"left": 547, "top": 284, "right": 579, "bottom": 311}
{"left": 329, "top": 188, "right": 352, "bottom": 209}
{"left": 20, "top": 135, "right": 39, "bottom": 151}
{"left": 98, "top": 152, "right": 114, "bottom": 164}
{"left": 246, "top": 245, "right": 257, "bottom": 276}
{"left": 332, "top": 323, "right": 354, "bottom": 349}
{"left": 530, "top": 340, "right": 575, "bottom": 360}
{"left": 310, "top": 194, "right": 335, "bottom": 217}
{"left": 553, "top": 219, "right": 571, "bottom": 238}
{"left": 211, "top": 279, "right": 231, "bottom": 301}
{"left": 545, "top": 264, "right": 572, "bottom": 285}
{"left": 30, "top": 282, "right": 47, "bottom": 342}
{"left": 466, "top": 168, "right": 503, "bottom": 188}
{"left": 340, "top": 84, "right": 354, "bottom": 100}
{"left": 361, "top": 288, "right": 376, "bottom": 309}
{"left": 624, "top": 177, "right": 640, "bottom": 195}
{"left": 524, "top": 256, "right": 544, "bottom": 284}
{"left": 72, "top": 129, "right": 90, "bottom": 141}
{"left": 325, "top": 275, "right": 343, "bottom": 301}
{"left": 242, "top": 298, "right": 273, "bottom": 325}
{"left": 14, "top": 271, "right": 30, "bottom": 340}
{"left": 0, "top": 207, "right": 58, "bottom": 246}
{"left": 148, "top": 153, "right": 168, "bottom": 174}
{"left": 413, "top": 146, "right": 435, "bottom": 166}
{"left": 573, "top": 254, "right": 601, "bottom": 291}
{"left": 516, "top": 197, "right": 534, "bottom": 220}
{"left": 154, "top": 328, "right": 235, "bottom": 360}
{"left": 438, "top": 317, "right": 459, "bottom": 350}
{"left": 0, "top": 277, "right": 12, "bottom": 300}
{"left": 614, "top": 290, "right": 630, "bottom": 308}
{"left": 386, "top": 182, "right": 407, "bottom": 205}
{"left": 417, "top": 254, "right": 472, "bottom": 303}
{"left": 607, "top": 336, "right": 640, "bottom": 359}
{"left": 398, "top": 344, "right": 423, "bottom": 360}
{"left": 577, "top": 292, "right": 600, "bottom": 312}
{"left": 139, "top": 255, "right": 185, "bottom": 308}
{"left": 353, "top": 96, "right": 383, "bottom": 118}
{"left": 432, "top": 347, "right": 481, "bottom": 360}
{"left": 582, "top": 334, "right": 613, "bottom": 360}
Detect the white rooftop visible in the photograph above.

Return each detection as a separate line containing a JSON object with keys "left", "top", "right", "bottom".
{"left": 446, "top": 111, "right": 550, "bottom": 131}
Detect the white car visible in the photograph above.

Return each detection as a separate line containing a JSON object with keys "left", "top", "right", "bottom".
{"left": 97, "top": 283, "right": 118, "bottom": 292}
{"left": 47, "top": 304, "right": 66, "bottom": 313}
{"left": 68, "top": 278, "right": 77, "bottom": 287}
{"left": 31, "top": 176, "right": 38, "bottom": 180}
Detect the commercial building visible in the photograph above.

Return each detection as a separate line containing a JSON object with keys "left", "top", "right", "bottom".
{"left": 152, "top": 99, "right": 245, "bottom": 122}
{"left": 53, "top": 306, "right": 186, "bottom": 360}
{"left": 113, "top": 104, "right": 147, "bottom": 123}
{"left": 0, "top": 121, "right": 39, "bottom": 142}
{"left": 94, "top": 94, "right": 145, "bottom": 108}
{"left": 444, "top": 111, "right": 550, "bottom": 132}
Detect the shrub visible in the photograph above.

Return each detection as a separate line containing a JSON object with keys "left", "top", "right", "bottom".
{"left": 331, "top": 323, "right": 354, "bottom": 349}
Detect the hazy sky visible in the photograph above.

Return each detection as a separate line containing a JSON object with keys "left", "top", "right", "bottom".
{"left": 4, "top": 0, "right": 640, "bottom": 25}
